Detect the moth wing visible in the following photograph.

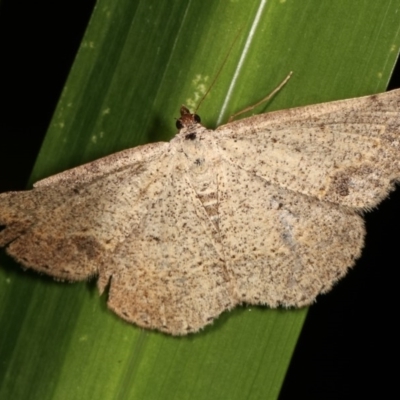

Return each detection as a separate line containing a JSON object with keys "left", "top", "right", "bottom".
{"left": 216, "top": 160, "right": 365, "bottom": 307}
{"left": 0, "top": 143, "right": 235, "bottom": 334}
{"left": 216, "top": 89, "right": 400, "bottom": 210}
{"left": 97, "top": 166, "right": 235, "bottom": 335}
{"left": 0, "top": 142, "right": 170, "bottom": 279}
{"left": 34, "top": 142, "right": 168, "bottom": 188}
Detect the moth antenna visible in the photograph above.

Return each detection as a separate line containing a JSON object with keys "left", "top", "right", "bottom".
{"left": 195, "top": 28, "right": 243, "bottom": 114}
{"left": 228, "top": 71, "right": 293, "bottom": 122}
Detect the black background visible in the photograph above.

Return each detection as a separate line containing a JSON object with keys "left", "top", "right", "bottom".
{"left": 0, "top": 1, "right": 398, "bottom": 398}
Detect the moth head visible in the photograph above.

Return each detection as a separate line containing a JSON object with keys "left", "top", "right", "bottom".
{"left": 176, "top": 106, "right": 201, "bottom": 130}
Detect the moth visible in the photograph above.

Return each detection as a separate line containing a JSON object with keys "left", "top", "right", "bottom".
{"left": 1, "top": 89, "right": 400, "bottom": 335}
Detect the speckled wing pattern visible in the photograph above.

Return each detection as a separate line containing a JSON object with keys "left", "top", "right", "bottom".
{"left": 1, "top": 90, "right": 400, "bottom": 335}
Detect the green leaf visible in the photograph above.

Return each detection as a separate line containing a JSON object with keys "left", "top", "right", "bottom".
{"left": 1, "top": 1, "right": 400, "bottom": 399}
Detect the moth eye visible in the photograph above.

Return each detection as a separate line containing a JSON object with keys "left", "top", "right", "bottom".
{"left": 176, "top": 119, "right": 184, "bottom": 129}
{"left": 194, "top": 114, "right": 201, "bottom": 123}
